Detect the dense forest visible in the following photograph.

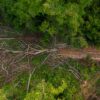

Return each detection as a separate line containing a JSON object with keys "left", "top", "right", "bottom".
{"left": 0, "top": 0, "right": 100, "bottom": 47}
{"left": 0, "top": 0, "right": 100, "bottom": 100}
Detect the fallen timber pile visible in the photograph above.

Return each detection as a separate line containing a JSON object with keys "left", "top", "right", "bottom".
{"left": 0, "top": 46, "right": 100, "bottom": 62}
{"left": 0, "top": 34, "right": 100, "bottom": 62}
{"left": 0, "top": 44, "right": 100, "bottom": 84}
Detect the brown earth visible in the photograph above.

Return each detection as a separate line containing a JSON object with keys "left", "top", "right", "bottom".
{"left": 58, "top": 47, "right": 100, "bottom": 62}
{"left": 80, "top": 72, "right": 100, "bottom": 100}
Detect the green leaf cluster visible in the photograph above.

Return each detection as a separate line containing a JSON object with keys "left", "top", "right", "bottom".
{"left": 24, "top": 79, "right": 67, "bottom": 100}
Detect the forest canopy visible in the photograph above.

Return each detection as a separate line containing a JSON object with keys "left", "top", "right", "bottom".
{"left": 0, "top": 0, "right": 100, "bottom": 47}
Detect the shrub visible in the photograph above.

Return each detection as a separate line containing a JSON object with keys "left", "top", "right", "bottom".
{"left": 24, "top": 79, "right": 67, "bottom": 100}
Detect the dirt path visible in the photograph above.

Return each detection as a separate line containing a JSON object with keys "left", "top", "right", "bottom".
{"left": 58, "top": 47, "right": 100, "bottom": 62}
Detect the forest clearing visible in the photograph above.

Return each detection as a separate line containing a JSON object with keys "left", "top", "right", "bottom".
{"left": 0, "top": 0, "right": 100, "bottom": 100}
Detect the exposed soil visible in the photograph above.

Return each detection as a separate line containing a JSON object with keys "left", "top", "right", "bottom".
{"left": 58, "top": 47, "right": 100, "bottom": 62}
{"left": 80, "top": 72, "right": 100, "bottom": 100}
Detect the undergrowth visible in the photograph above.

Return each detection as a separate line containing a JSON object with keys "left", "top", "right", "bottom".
{"left": 0, "top": 55, "right": 99, "bottom": 100}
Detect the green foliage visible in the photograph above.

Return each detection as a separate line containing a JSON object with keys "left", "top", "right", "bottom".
{"left": 4, "top": 86, "right": 25, "bottom": 100}
{"left": 96, "top": 79, "right": 100, "bottom": 95}
{"left": 24, "top": 81, "right": 55, "bottom": 100}
{"left": 0, "top": 89, "right": 7, "bottom": 100}
{"left": 24, "top": 79, "right": 67, "bottom": 100}
{"left": 0, "top": 0, "right": 99, "bottom": 47}
{"left": 67, "top": 36, "right": 88, "bottom": 48}
{"left": 80, "top": 0, "right": 92, "bottom": 8}
{"left": 82, "top": 0, "right": 100, "bottom": 45}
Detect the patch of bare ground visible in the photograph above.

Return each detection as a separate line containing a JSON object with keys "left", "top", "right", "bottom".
{"left": 80, "top": 72, "right": 100, "bottom": 100}
{"left": 58, "top": 47, "right": 100, "bottom": 62}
